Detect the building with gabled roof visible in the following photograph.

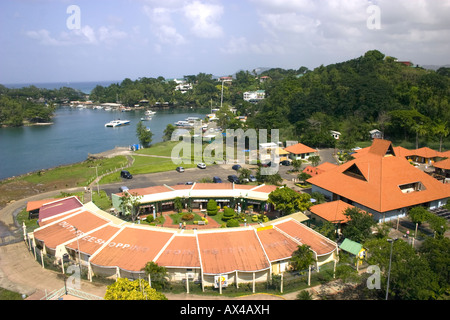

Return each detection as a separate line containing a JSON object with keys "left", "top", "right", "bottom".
{"left": 27, "top": 197, "right": 338, "bottom": 292}
{"left": 284, "top": 142, "right": 317, "bottom": 161}
{"left": 308, "top": 139, "right": 450, "bottom": 222}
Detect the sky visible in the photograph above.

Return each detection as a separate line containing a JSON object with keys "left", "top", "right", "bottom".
{"left": 1, "top": 0, "right": 450, "bottom": 84}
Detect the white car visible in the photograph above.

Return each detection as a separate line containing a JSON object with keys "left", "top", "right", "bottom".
{"left": 197, "top": 163, "right": 206, "bottom": 169}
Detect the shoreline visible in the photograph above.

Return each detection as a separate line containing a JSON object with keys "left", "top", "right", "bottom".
{"left": 0, "top": 146, "right": 131, "bottom": 183}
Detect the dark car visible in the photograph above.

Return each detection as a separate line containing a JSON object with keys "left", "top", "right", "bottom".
{"left": 232, "top": 164, "right": 242, "bottom": 171}
{"left": 228, "top": 175, "right": 239, "bottom": 183}
{"left": 176, "top": 166, "right": 185, "bottom": 173}
{"left": 280, "top": 160, "right": 291, "bottom": 166}
{"left": 213, "top": 176, "right": 222, "bottom": 183}
{"left": 120, "top": 170, "right": 132, "bottom": 179}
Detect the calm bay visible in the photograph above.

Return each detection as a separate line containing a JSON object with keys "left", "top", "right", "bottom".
{"left": 0, "top": 106, "right": 209, "bottom": 180}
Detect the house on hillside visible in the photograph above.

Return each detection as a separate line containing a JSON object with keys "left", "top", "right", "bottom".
{"left": 369, "top": 129, "right": 383, "bottom": 140}
{"left": 307, "top": 139, "right": 450, "bottom": 223}
{"left": 284, "top": 143, "right": 317, "bottom": 161}
{"left": 243, "top": 90, "right": 265, "bottom": 103}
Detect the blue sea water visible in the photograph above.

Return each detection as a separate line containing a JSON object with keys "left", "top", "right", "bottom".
{"left": 0, "top": 106, "right": 209, "bottom": 180}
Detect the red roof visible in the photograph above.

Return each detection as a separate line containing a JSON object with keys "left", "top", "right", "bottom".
{"left": 309, "top": 200, "right": 355, "bottom": 223}
{"left": 434, "top": 158, "right": 450, "bottom": 170}
{"left": 26, "top": 199, "right": 58, "bottom": 212}
{"left": 308, "top": 139, "right": 450, "bottom": 213}
{"left": 274, "top": 219, "right": 337, "bottom": 256}
{"left": 284, "top": 143, "right": 317, "bottom": 155}
{"left": 197, "top": 229, "right": 270, "bottom": 274}
{"left": 154, "top": 235, "right": 200, "bottom": 268}
{"left": 38, "top": 197, "right": 83, "bottom": 222}
{"left": 89, "top": 227, "right": 174, "bottom": 272}
{"left": 34, "top": 210, "right": 111, "bottom": 249}
{"left": 303, "top": 162, "right": 338, "bottom": 176}
{"left": 256, "top": 227, "right": 299, "bottom": 261}
{"left": 65, "top": 224, "right": 121, "bottom": 255}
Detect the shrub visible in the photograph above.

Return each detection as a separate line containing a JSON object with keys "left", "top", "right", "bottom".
{"left": 206, "top": 199, "right": 218, "bottom": 216}
{"left": 181, "top": 213, "right": 194, "bottom": 221}
{"left": 222, "top": 207, "right": 236, "bottom": 221}
{"left": 226, "top": 219, "right": 240, "bottom": 228}
{"left": 146, "top": 215, "right": 154, "bottom": 223}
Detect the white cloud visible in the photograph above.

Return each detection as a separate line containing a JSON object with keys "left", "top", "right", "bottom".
{"left": 26, "top": 25, "right": 127, "bottom": 47}
{"left": 143, "top": 5, "right": 186, "bottom": 45}
{"left": 183, "top": 1, "right": 224, "bottom": 38}
{"left": 226, "top": 0, "right": 450, "bottom": 65}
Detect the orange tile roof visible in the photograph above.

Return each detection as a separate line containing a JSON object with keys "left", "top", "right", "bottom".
{"left": 284, "top": 143, "right": 317, "bottom": 155}
{"left": 193, "top": 183, "right": 233, "bottom": 190}
{"left": 197, "top": 229, "right": 270, "bottom": 274}
{"left": 434, "top": 158, "right": 450, "bottom": 170}
{"left": 303, "top": 162, "right": 338, "bottom": 176}
{"left": 26, "top": 199, "right": 58, "bottom": 212}
{"left": 256, "top": 227, "right": 299, "bottom": 261}
{"left": 89, "top": 227, "right": 174, "bottom": 272}
{"left": 154, "top": 235, "right": 200, "bottom": 268}
{"left": 65, "top": 224, "right": 121, "bottom": 255}
{"left": 411, "top": 147, "right": 440, "bottom": 159}
{"left": 274, "top": 219, "right": 337, "bottom": 256}
{"left": 251, "top": 184, "right": 278, "bottom": 193}
{"left": 34, "top": 210, "right": 111, "bottom": 249}
{"left": 439, "top": 150, "right": 450, "bottom": 158}
{"left": 308, "top": 139, "right": 450, "bottom": 213}
{"left": 125, "top": 185, "right": 173, "bottom": 197}
{"left": 309, "top": 200, "right": 355, "bottom": 223}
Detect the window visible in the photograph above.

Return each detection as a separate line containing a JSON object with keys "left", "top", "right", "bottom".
{"left": 399, "top": 182, "right": 426, "bottom": 193}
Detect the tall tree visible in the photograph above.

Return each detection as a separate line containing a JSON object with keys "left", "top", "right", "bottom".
{"left": 136, "top": 121, "right": 153, "bottom": 148}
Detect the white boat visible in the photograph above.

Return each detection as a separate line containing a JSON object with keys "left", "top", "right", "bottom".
{"left": 175, "top": 120, "right": 192, "bottom": 127}
{"left": 105, "top": 120, "right": 130, "bottom": 127}
{"left": 146, "top": 110, "right": 156, "bottom": 115}
{"left": 186, "top": 117, "right": 200, "bottom": 122}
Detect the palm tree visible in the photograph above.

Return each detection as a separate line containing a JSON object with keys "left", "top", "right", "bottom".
{"left": 412, "top": 123, "right": 428, "bottom": 149}
{"left": 433, "top": 121, "right": 449, "bottom": 152}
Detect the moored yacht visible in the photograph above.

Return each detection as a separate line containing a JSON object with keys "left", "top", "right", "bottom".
{"left": 105, "top": 119, "right": 130, "bottom": 127}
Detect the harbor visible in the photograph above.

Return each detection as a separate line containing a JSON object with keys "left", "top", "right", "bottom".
{"left": 0, "top": 106, "right": 209, "bottom": 180}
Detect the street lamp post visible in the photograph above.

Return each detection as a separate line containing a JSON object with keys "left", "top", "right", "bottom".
{"left": 386, "top": 238, "right": 398, "bottom": 300}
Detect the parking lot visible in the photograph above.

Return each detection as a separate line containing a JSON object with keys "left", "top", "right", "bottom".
{"left": 102, "top": 162, "right": 295, "bottom": 196}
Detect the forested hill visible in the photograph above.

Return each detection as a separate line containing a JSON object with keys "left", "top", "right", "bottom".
{"left": 247, "top": 50, "right": 450, "bottom": 148}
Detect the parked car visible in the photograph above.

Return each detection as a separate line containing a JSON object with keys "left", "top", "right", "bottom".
{"left": 213, "top": 176, "right": 222, "bottom": 183}
{"left": 249, "top": 174, "right": 257, "bottom": 182}
{"left": 119, "top": 186, "right": 129, "bottom": 192}
{"left": 176, "top": 166, "right": 185, "bottom": 173}
{"left": 232, "top": 164, "right": 242, "bottom": 171}
{"left": 197, "top": 163, "right": 206, "bottom": 169}
{"left": 185, "top": 181, "right": 194, "bottom": 185}
{"left": 120, "top": 170, "right": 132, "bottom": 179}
{"left": 280, "top": 160, "right": 291, "bottom": 166}
{"left": 228, "top": 175, "right": 239, "bottom": 183}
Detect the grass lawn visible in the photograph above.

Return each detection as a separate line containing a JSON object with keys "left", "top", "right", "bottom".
{"left": 0, "top": 288, "right": 24, "bottom": 300}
